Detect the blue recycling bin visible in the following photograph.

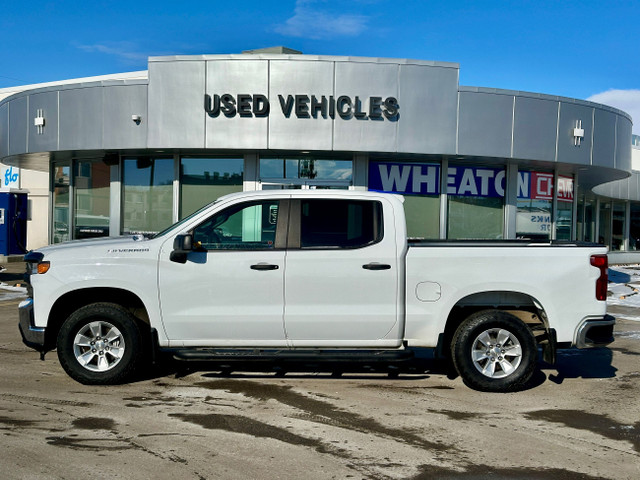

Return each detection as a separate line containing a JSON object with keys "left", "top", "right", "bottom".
{"left": 0, "top": 191, "right": 28, "bottom": 255}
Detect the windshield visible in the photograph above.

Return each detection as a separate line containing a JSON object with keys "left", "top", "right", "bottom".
{"left": 150, "top": 200, "right": 220, "bottom": 239}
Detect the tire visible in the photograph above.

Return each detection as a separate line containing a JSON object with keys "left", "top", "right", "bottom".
{"left": 57, "top": 303, "right": 143, "bottom": 385}
{"left": 451, "top": 310, "right": 537, "bottom": 392}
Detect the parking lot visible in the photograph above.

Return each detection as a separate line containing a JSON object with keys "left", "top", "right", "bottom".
{"left": 1, "top": 262, "right": 639, "bottom": 479}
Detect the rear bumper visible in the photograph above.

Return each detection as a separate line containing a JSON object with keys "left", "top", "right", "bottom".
{"left": 575, "top": 315, "right": 615, "bottom": 348}
{"left": 18, "top": 298, "right": 46, "bottom": 351}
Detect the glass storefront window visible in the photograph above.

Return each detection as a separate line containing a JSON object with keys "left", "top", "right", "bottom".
{"left": 122, "top": 157, "right": 174, "bottom": 235}
{"left": 448, "top": 196, "right": 504, "bottom": 239}
{"left": 516, "top": 171, "right": 553, "bottom": 240}
{"left": 404, "top": 196, "right": 440, "bottom": 239}
{"left": 555, "top": 175, "right": 574, "bottom": 241}
{"left": 577, "top": 189, "right": 596, "bottom": 242}
{"left": 583, "top": 199, "right": 595, "bottom": 242}
{"left": 180, "top": 157, "right": 243, "bottom": 218}
{"left": 517, "top": 198, "right": 552, "bottom": 240}
{"left": 611, "top": 202, "right": 626, "bottom": 251}
{"left": 74, "top": 160, "right": 110, "bottom": 239}
{"left": 447, "top": 165, "right": 504, "bottom": 239}
{"left": 556, "top": 202, "right": 573, "bottom": 241}
{"left": 368, "top": 160, "right": 440, "bottom": 239}
{"left": 598, "top": 201, "right": 611, "bottom": 246}
{"left": 630, "top": 203, "right": 640, "bottom": 251}
{"left": 52, "top": 164, "right": 70, "bottom": 244}
{"left": 260, "top": 157, "right": 352, "bottom": 182}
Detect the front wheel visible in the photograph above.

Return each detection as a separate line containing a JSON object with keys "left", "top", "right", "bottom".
{"left": 57, "top": 303, "right": 143, "bottom": 385}
{"left": 451, "top": 310, "right": 537, "bottom": 392}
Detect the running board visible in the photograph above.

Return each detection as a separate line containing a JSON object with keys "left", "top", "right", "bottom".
{"left": 168, "top": 348, "right": 414, "bottom": 364}
{"left": 167, "top": 348, "right": 415, "bottom": 376}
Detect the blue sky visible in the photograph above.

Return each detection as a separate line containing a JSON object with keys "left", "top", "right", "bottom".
{"left": 1, "top": 0, "right": 638, "bottom": 131}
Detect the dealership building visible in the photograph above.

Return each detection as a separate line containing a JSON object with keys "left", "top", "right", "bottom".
{"left": 0, "top": 48, "right": 638, "bottom": 261}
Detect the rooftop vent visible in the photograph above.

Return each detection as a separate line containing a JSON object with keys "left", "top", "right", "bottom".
{"left": 242, "top": 46, "right": 302, "bottom": 55}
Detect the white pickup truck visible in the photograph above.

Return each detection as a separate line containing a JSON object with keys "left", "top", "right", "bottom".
{"left": 19, "top": 190, "right": 614, "bottom": 392}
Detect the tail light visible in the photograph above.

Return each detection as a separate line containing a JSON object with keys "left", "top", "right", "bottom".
{"left": 590, "top": 254, "right": 608, "bottom": 301}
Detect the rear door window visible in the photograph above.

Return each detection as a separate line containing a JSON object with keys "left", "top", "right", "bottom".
{"left": 299, "top": 199, "right": 382, "bottom": 249}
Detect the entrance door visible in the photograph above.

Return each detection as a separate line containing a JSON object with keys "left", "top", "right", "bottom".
{"left": 158, "top": 198, "right": 288, "bottom": 346}
{"left": 283, "top": 197, "right": 402, "bottom": 347}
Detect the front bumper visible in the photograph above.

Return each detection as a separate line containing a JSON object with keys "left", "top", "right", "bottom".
{"left": 575, "top": 315, "right": 615, "bottom": 348}
{"left": 18, "top": 298, "right": 46, "bottom": 351}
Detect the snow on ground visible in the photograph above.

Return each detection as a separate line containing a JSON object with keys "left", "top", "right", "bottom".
{"left": 607, "top": 264, "right": 640, "bottom": 322}
{"left": 608, "top": 265, "right": 640, "bottom": 306}
{"left": 0, "top": 282, "right": 27, "bottom": 302}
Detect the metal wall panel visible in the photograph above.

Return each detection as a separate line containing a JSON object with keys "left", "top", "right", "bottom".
{"left": 592, "top": 109, "right": 616, "bottom": 168}
{"left": 206, "top": 60, "right": 268, "bottom": 150}
{"left": 618, "top": 175, "right": 629, "bottom": 199}
{"left": 59, "top": 87, "right": 103, "bottom": 151}
{"left": 332, "top": 62, "right": 398, "bottom": 153}
{"left": 556, "top": 103, "right": 593, "bottom": 165}
{"left": 457, "top": 91, "right": 513, "bottom": 158}
{"left": 397, "top": 64, "right": 458, "bottom": 154}
{"left": 268, "top": 60, "right": 334, "bottom": 151}
{"left": 512, "top": 96, "right": 558, "bottom": 161}
{"left": 148, "top": 60, "right": 205, "bottom": 148}
{"left": 615, "top": 116, "right": 633, "bottom": 172}
{"left": 8, "top": 96, "right": 28, "bottom": 156}
{"left": 0, "top": 103, "right": 7, "bottom": 158}
{"left": 28, "top": 91, "right": 58, "bottom": 154}
{"left": 103, "top": 85, "right": 148, "bottom": 149}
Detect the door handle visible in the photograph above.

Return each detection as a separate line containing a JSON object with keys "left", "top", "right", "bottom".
{"left": 250, "top": 263, "right": 280, "bottom": 271}
{"left": 362, "top": 262, "right": 391, "bottom": 270}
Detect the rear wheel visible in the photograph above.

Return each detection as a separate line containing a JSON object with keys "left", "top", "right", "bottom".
{"left": 57, "top": 303, "right": 143, "bottom": 385}
{"left": 451, "top": 310, "right": 537, "bottom": 392}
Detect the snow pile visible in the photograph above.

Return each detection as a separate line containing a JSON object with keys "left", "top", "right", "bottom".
{"left": 607, "top": 265, "right": 640, "bottom": 322}
{"left": 0, "top": 281, "right": 27, "bottom": 301}
{"left": 608, "top": 265, "right": 640, "bottom": 306}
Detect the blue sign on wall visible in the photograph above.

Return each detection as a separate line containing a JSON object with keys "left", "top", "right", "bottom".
{"left": 445, "top": 166, "right": 505, "bottom": 198}
{"left": 369, "top": 162, "right": 440, "bottom": 196}
{"left": 1, "top": 166, "right": 20, "bottom": 189}
{"left": 369, "top": 162, "right": 505, "bottom": 197}
{"left": 369, "top": 162, "right": 571, "bottom": 202}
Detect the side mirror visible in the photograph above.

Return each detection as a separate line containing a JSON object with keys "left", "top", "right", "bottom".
{"left": 170, "top": 234, "right": 193, "bottom": 264}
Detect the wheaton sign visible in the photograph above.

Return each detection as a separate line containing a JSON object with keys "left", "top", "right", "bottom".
{"left": 369, "top": 162, "right": 574, "bottom": 202}
{"left": 204, "top": 94, "right": 399, "bottom": 120}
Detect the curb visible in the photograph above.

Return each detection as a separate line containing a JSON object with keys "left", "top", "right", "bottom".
{"left": 0, "top": 255, "right": 25, "bottom": 264}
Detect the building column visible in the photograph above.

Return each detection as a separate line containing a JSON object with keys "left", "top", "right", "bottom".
{"left": 243, "top": 153, "right": 259, "bottom": 191}
{"left": 572, "top": 171, "right": 579, "bottom": 241}
{"left": 624, "top": 200, "right": 631, "bottom": 251}
{"left": 439, "top": 157, "right": 448, "bottom": 239}
{"left": 504, "top": 163, "right": 518, "bottom": 239}
{"left": 172, "top": 154, "right": 180, "bottom": 223}
{"left": 352, "top": 153, "right": 368, "bottom": 191}
{"left": 109, "top": 160, "right": 121, "bottom": 237}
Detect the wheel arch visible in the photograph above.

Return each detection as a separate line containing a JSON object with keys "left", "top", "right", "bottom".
{"left": 44, "top": 288, "right": 150, "bottom": 351}
{"left": 438, "top": 290, "right": 550, "bottom": 359}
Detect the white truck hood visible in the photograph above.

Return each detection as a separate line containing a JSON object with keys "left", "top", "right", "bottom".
{"left": 35, "top": 235, "right": 151, "bottom": 257}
